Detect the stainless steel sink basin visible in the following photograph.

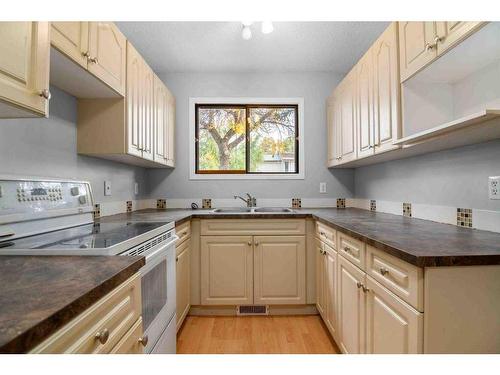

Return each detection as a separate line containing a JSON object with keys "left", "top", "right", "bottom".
{"left": 253, "top": 207, "right": 294, "bottom": 213}
{"left": 212, "top": 207, "right": 253, "bottom": 213}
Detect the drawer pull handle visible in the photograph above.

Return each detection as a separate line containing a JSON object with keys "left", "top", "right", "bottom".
{"left": 138, "top": 335, "right": 149, "bottom": 347}
{"left": 95, "top": 328, "right": 109, "bottom": 345}
{"left": 380, "top": 267, "right": 389, "bottom": 276}
{"left": 181, "top": 231, "right": 188, "bottom": 236}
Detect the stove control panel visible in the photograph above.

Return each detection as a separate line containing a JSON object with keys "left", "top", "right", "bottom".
{"left": 0, "top": 179, "right": 93, "bottom": 218}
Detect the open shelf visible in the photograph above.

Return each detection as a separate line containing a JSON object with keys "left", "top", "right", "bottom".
{"left": 394, "top": 109, "right": 500, "bottom": 146}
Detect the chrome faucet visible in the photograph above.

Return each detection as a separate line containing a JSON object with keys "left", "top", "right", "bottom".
{"left": 234, "top": 193, "right": 257, "bottom": 207}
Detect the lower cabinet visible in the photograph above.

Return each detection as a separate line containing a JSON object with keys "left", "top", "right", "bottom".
{"left": 176, "top": 237, "right": 191, "bottom": 331}
{"left": 316, "top": 239, "right": 338, "bottom": 339}
{"left": 338, "top": 255, "right": 366, "bottom": 354}
{"left": 253, "top": 235, "right": 306, "bottom": 305}
{"left": 365, "top": 277, "right": 423, "bottom": 354}
{"left": 315, "top": 239, "right": 326, "bottom": 316}
{"left": 200, "top": 236, "right": 254, "bottom": 305}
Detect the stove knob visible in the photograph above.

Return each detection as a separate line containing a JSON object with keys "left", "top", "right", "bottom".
{"left": 71, "top": 187, "right": 80, "bottom": 196}
{"left": 79, "top": 195, "right": 87, "bottom": 205}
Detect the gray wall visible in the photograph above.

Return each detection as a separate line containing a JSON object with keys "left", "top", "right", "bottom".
{"left": 354, "top": 140, "right": 500, "bottom": 211}
{"left": 147, "top": 72, "right": 355, "bottom": 199}
{"left": 0, "top": 86, "right": 147, "bottom": 202}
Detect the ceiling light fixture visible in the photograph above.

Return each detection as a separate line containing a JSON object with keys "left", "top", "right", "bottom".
{"left": 261, "top": 21, "right": 274, "bottom": 34}
{"left": 241, "top": 25, "right": 252, "bottom": 40}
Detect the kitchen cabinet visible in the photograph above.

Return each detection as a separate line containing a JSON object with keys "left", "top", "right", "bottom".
{"left": 154, "top": 74, "right": 175, "bottom": 167}
{"left": 356, "top": 50, "right": 374, "bottom": 159}
{"left": 337, "top": 255, "right": 366, "bottom": 354}
{"left": 50, "top": 21, "right": 126, "bottom": 96}
{"left": 365, "top": 276, "right": 423, "bottom": 354}
{"left": 398, "top": 22, "right": 437, "bottom": 82}
{"left": 51, "top": 22, "right": 89, "bottom": 68}
{"left": 31, "top": 273, "right": 144, "bottom": 354}
{"left": 176, "top": 235, "right": 191, "bottom": 332}
{"left": 77, "top": 40, "right": 174, "bottom": 168}
{"left": 87, "top": 22, "right": 127, "bottom": 96}
{"left": 253, "top": 235, "right": 306, "bottom": 305}
{"left": 339, "top": 72, "right": 357, "bottom": 163}
{"left": 0, "top": 22, "right": 50, "bottom": 118}
{"left": 435, "top": 22, "right": 485, "bottom": 55}
{"left": 323, "top": 243, "right": 338, "bottom": 339}
{"left": 200, "top": 236, "right": 254, "bottom": 305}
{"left": 315, "top": 239, "right": 326, "bottom": 317}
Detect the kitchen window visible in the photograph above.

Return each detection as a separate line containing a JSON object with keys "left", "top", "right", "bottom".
{"left": 193, "top": 102, "right": 302, "bottom": 178}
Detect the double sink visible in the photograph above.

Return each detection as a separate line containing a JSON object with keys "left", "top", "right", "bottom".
{"left": 211, "top": 207, "right": 294, "bottom": 213}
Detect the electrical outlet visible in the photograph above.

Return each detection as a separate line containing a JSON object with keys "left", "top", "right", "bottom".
{"left": 134, "top": 182, "right": 139, "bottom": 195}
{"left": 489, "top": 176, "right": 500, "bottom": 199}
{"left": 104, "top": 181, "right": 112, "bottom": 196}
{"left": 319, "top": 182, "right": 327, "bottom": 194}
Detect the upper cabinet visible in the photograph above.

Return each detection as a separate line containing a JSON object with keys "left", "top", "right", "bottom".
{"left": 87, "top": 22, "right": 127, "bottom": 96}
{"left": 0, "top": 22, "right": 50, "bottom": 118}
{"left": 154, "top": 75, "right": 175, "bottom": 167}
{"left": 50, "top": 21, "right": 126, "bottom": 97}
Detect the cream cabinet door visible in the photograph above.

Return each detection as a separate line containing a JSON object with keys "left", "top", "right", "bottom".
{"left": 339, "top": 72, "right": 357, "bottom": 163}
{"left": 316, "top": 239, "right": 326, "bottom": 317}
{"left": 324, "top": 244, "right": 338, "bottom": 340}
{"left": 110, "top": 318, "right": 144, "bottom": 354}
{"left": 338, "top": 255, "right": 366, "bottom": 354}
{"left": 365, "top": 277, "right": 423, "bottom": 354}
{"left": 165, "top": 88, "right": 176, "bottom": 167}
{"left": 126, "top": 42, "right": 143, "bottom": 157}
{"left": 201, "top": 236, "right": 253, "bottom": 305}
{"left": 435, "top": 21, "right": 485, "bottom": 55}
{"left": 356, "top": 51, "right": 374, "bottom": 159}
{"left": 154, "top": 74, "right": 167, "bottom": 164}
{"left": 399, "top": 22, "right": 437, "bottom": 82}
{"left": 254, "top": 235, "right": 306, "bottom": 305}
{"left": 372, "top": 22, "right": 401, "bottom": 153}
{"left": 88, "top": 22, "right": 126, "bottom": 96}
{"left": 141, "top": 64, "right": 155, "bottom": 161}
{"left": 176, "top": 239, "right": 190, "bottom": 331}
{"left": 51, "top": 22, "right": 89, "bottom": 68}
{"left": 0, "top": 22, "right": 50, "bottom": 118}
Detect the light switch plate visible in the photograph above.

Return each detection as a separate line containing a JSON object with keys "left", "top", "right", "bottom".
{"left": 319, "top": 182, "right": 327, "bottom": 194}
{"left": 134, "top": 182, "right": 139, "bottom": 195}
{"left": 104, "top": 181, "right": 112, "bottom": 196}
{"left": 489, "top": 176, "right": 500, "bottom": 199}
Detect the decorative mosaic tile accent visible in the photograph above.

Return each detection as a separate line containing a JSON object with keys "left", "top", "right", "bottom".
{"left": 157, "top": 199, "right": 167, "bottom": 209}
{"left": 403, "top": 202, "right": 412, "bottom": 217}
{"left": 292, "top": 198, "right": 302, "bottom": 208}
{"left": 126, "top": 200, "right": 133, "bottom": 213}
{"left": 336, "top": 198, "right": 346, "bottom": 208}
{"left": 457, "top": 208, "right": 472, "bottom": 228}
{"left": 370, "top": 200, "right": 377, "bottom": 211}
{"left": 202, "top": 198, "right": 212, "bottom": 209}
{"left": 93, "top": 204, "right": 101, "bottom": 220}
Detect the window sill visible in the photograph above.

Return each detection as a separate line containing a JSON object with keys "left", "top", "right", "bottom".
{"left": 189, "top": 172, "right": 305, "bottom": 180}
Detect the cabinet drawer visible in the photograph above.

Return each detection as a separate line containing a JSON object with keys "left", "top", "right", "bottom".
{"left": 110, "top": 317, "right": 144, "bottom": 354}
{"left": 316, "top": 221, "right": 336, "bottom": 249}
{"left": 201, "top": 219, "right": 305, "bottom": 236}
{"left": 366, "top": 245, "right": 423, "bottom": 311}
{"left": 176, "top": 221, "right": 191, "bottom": 245}
{"left": 31, "top": 273, "right": 141, "bottom": 353}
{"left": 176, "top": 235, "right": 190, "bottom": 257}
{"left": 338, "top": 232, "right": 365, "bottom": 270}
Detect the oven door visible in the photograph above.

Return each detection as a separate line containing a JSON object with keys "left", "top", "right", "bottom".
{"left": 139, "top": 234, "right": 177, "bottom": 353}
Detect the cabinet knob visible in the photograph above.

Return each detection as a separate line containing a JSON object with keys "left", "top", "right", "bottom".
{"left": 362, "top": 285, "right": 370, "bottom": 293}
{"left": 344, "top": 246, "right": 351, "bottom": 254}
{"left": 380, "top": 267, "right": 389, "bottom": 276}
{"left": 39, "top": 89, "right": 51, "bottom": 100}
{"left": 89, "top": 57, "right": 99, "bottom": 64}
{"left": 175, "top": 256, "right": 179, "bottom": 262}
{"left": 138, "top": 335, "right": 148, "bottom": 347}
{"left": 254, "top": 242, "right": 259, "bottom": 246}
{"left": 320, "top": 231, "right": 326, "bottom": 236}
{"left": 95, "top": 328, "right": 109, "bottom": 344}
{"left": 356, "top": 281, "right": 363, "bottom": 289}
{"left": 82, "top": 51, "right": 91, "bottom": 59}
{"left": 425, "top": 42, "right": 436, "bottom": 51}
{"left": 248, "top": 241, "right": 252, "bottom": 246}
{"left": 434, "top": 35, "right": 444, "bottom": 44}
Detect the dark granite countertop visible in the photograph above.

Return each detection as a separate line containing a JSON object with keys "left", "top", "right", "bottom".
{"left": 100, "top": 207, "right": 500, "bottom": 267}
{"left": 0, "top": 255, "right": 144, "bottom": 353}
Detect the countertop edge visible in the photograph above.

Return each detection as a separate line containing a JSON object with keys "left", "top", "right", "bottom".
{"left": 0, "top": 256, "right": 145, "bottom": 354}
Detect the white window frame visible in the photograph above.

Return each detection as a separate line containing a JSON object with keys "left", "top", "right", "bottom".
{"left": 189, "top": 97, "right": 305, "bottom": 180}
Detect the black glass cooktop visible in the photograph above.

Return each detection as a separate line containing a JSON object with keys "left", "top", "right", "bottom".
{"left": 0, "top": 221, "right": 170, "bottom": 250}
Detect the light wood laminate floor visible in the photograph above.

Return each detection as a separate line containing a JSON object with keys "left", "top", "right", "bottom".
{"left": 177, "top": 315, "right": 340, "bottom": 354}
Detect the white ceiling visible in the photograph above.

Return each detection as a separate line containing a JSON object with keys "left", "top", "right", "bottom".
{"left": 116, "top": 22, "right": 389, "bottom": 74}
